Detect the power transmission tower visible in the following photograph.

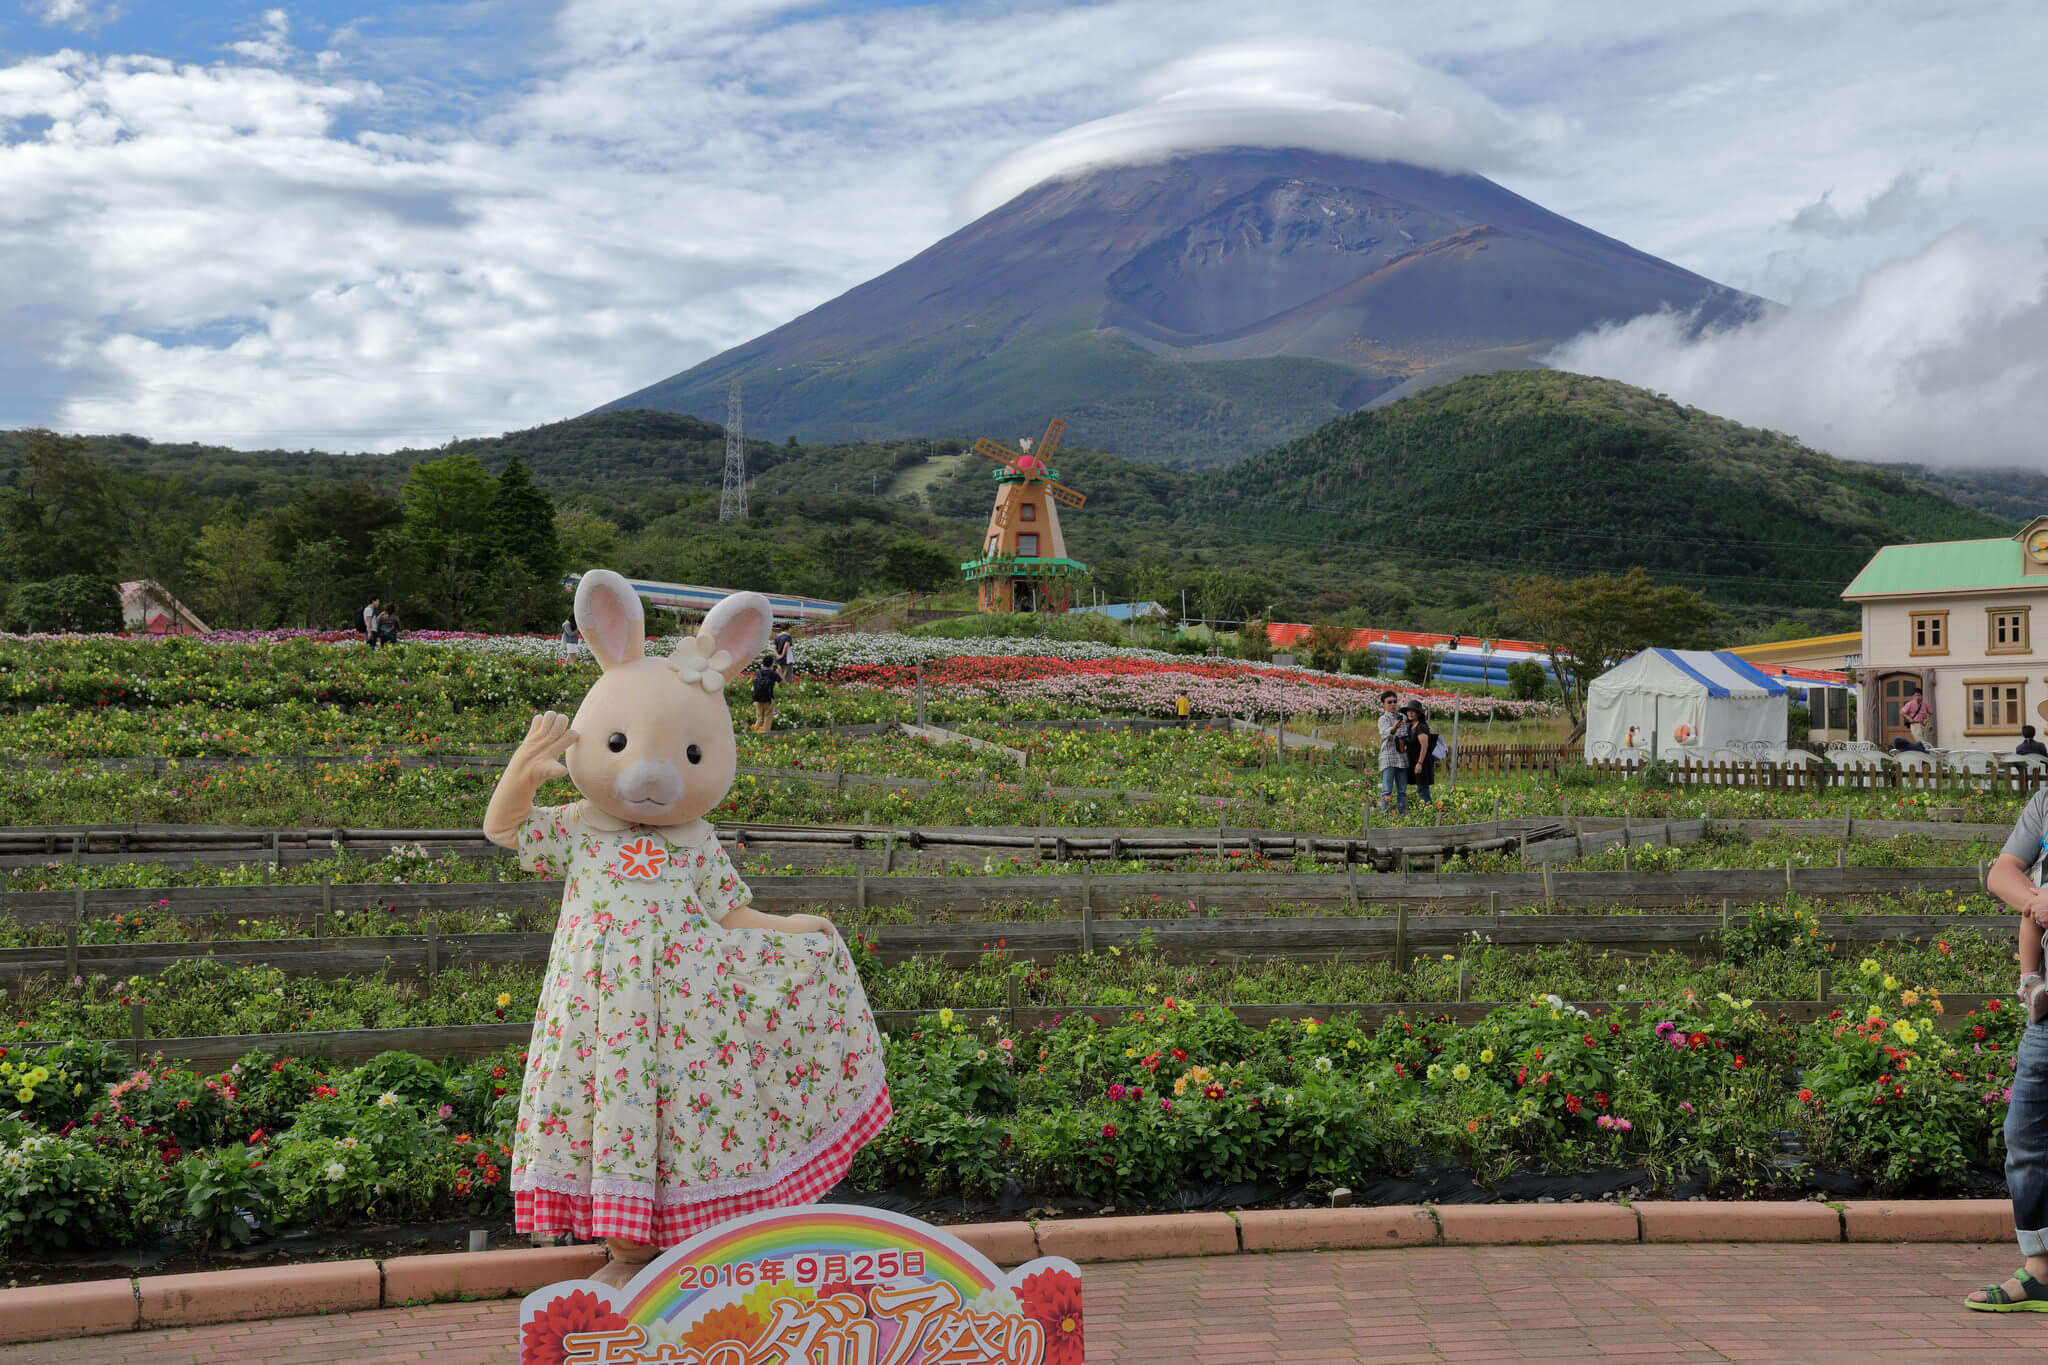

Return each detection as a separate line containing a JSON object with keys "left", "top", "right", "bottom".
{"left": 719, "top": 380, "right": 747, "bottom": 522}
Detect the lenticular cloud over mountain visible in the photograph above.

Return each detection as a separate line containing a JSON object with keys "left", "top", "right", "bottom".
{"left": 965, "top": 44, "right": 1558, "bottom": 217}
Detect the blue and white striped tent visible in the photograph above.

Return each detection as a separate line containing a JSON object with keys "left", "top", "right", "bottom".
{"left": 1583, "top": 648, "right": 1789, "bottom": 760}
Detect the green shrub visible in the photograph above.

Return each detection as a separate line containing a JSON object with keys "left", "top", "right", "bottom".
{"left": 0, "top": 1121, "right": 168, "bottom": 1253}
{"left": 1343, "top": 647, "right": 1380, "bottom": 676}
{"left": 1402, "top": 647, "right": 1438, "bottom": 685}
{"left": 180, "top": 1143, "right": 277, "bottom": 1251}
{"left": 1505, "top": 659, "right": 1549, "bottom": 700}
{"left": 8, "top": 575, "right": 124, "bottom": 634}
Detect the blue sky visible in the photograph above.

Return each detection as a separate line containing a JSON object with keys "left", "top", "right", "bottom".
{"left": 2, "top": 1, "right": 2046, "bottom": 462}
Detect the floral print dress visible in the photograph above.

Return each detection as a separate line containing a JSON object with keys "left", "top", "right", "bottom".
{"left": 509, "top": 802, "right": 890, "bottom": 1245}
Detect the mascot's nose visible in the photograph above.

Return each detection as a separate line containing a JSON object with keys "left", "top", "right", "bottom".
{"left": 614, "top": 758, "right": 684, "bottom": 809}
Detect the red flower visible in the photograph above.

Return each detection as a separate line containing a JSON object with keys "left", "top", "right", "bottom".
{"left": 1974, "top": 1026, "right": 1987, "bottom": 1041}
{"left": 1582, "top": 1034, "right": 1596, "bottom": 1047}
{"left": 1732, "top": 1056, "right": 1746, "bottom": 1069}
{"left": 1798, "top": 1089, "right": 1814, "bottom": 1103}
{"left": 1100, "top": 1123, "right": 1117, "bottom": 1139}
{"left": 1171, "top": 1049, "right": 1186, "bottom": 1063}
{"left": 522, "top": 1290, "right": 628, "bottom": 1365}
{"left": 1565, "top": 1094, "right": 1582, "bottom": 1114}
{"left": 1688, "top": 1033, "right": 1708, "bottom": 1049}
{"left": 1018, "top": 1267, "right": 1085, "bottom": 1365}
{"left": 1608, "top": 1022, "right": 1621, "bottom": 1035}
{"left": 1592, "top": 1092, "right": 1608, "bottom": 1109}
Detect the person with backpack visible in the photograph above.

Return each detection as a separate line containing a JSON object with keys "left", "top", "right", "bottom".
{"left": 1966, "top": 786, "right": 2048, "bottom": 1311}
{"left": 750, "top": 652, "right": 782, "bottom": 733}
{"left": 1403, "top": 703, "right": 1439, "bottom": 807}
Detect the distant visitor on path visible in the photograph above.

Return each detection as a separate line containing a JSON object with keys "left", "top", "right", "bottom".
{"left": 560, "top": 616, "right": 579, "bottom": 646}
{"left": 1404, "top": 703, "right": 1438, "bottom": 807}
{"left": 1966, "top": 786, "right": 2048, "bottom": 1311}
{"left": 750, "top": 652, "right": 781, "bottom": 733}
{"left": 1902, "top": 688, "right": 1932, "bottom": 744}
{"left": 375, "top": 605, "right": 400, "bottom": 647}
{"left": 361, "top": 597, "right": 381, "bottom": 645}
{"left": 2017, "top": 725, "right": 2047, "bottom": 759}
{"left": 772, "top": 623, "right": 795, "bottom": 681}
{"left": 1175, "top": 691, "right": 1192, "bottom": 727}
{"left": 1377, "top": 690, "right": 1410, "bottom": 815}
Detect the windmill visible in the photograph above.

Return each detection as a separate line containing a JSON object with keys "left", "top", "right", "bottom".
{"left": 958, "top": 417, "right": 1089, "bottom": 614}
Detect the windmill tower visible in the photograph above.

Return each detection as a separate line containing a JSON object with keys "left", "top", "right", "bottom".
{"left": 719, "top": 380, "right": 747, "bottom": 522}
{"left": 959, "top": 417, "right": 1088, "bottom": 613}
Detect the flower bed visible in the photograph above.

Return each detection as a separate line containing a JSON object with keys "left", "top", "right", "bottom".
{"left": 0, "top": 960, "right": 2020, "bottom": 1262}
{"left": 796, "top": 633, "right": 1556, "bottom": 721}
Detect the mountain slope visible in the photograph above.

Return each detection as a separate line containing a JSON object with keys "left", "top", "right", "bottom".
{"left": 1188, "top": 371, "right": 2013, "bottom": 608}
{"left": 592, "top": 149, "right": 1763, "bottom": 466}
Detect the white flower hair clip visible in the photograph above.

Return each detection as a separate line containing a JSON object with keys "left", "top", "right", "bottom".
{"left": 666, "top": 629, "right": 732, "bottom": 693}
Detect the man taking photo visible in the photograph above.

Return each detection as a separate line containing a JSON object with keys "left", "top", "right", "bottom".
{"left": 1377, "top": 690, "right": 1410, "bottom": 815}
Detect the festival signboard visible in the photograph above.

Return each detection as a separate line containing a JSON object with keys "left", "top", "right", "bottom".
{"left": 517, "top": 1205, "right": 1085, "bottom": 1364}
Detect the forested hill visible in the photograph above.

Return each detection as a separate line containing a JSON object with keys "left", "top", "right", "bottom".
{"left": 1187, "top": 371, "right": 2015, "bottom": 609}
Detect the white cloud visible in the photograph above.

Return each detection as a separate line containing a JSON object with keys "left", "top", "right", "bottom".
{"left": 229, "top": 9, "right": 295, "bottom": 67}
{"left": 1545, "top": 226, "right": 2048, "bottom": 467}
{"left": 35, "top": 0, "right": 117, "bottom": 30}
{"left": 966, "top": 43, "right": 1564, "bottom": 217}
{"left": 1789, "top": 168, "right": 1941, "bottom": 239}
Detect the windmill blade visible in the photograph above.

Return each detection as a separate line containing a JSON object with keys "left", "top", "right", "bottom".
{"left": 972, "top": 438, "right": 1017, "bottom": 466}
{"left": 1034, "top": 418, "right": 1065, "bottom": 465}
{"left": 1045, "top": 479, "right": 1086, "bottom": 509}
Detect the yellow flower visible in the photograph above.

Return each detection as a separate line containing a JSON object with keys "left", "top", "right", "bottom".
{"left": 1480, "top": 1049, "right": 1495, "bottom": 1063}
{"left": 495, "top": 993, "right": 512, "bottom": 1009}
{"left": 937, "top": 1008, "right": 954, "bottom": 1027}
{"left": 1452, "top": 1063, "right": 1471, "bottom": 1081}
{"left": 1882, "top": 975, "right": 1899, "bottom": 991}
{"left": 13, "top": 1089, "right": 29, "bottom": 1103}
{"left": 1860, "top": 959, "right": 1881, "bottom": 976}
{"left": 1866, "top": 1005, "right": 1883, "bottom": 1020}
{"left": 1893, "top": 1021, "right": 1919, "bottom": 1044}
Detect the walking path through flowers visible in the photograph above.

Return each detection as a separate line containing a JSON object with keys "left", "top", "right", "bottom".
{"left": 1, "top": 1241, "right": 2038, "bottom": 1363}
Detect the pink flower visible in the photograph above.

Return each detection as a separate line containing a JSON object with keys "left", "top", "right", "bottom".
{"left": 1100, "top": 1123, "right": 1117, "bottom": 1139}
{"left": 1106, "top": 1083, "right": 1126, "bottom": 1101}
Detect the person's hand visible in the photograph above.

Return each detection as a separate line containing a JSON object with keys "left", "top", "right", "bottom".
{"left": 511, "top": 711, "right": 577, "bottom": 790}
{"left": 779, "top": 913, "right": 834, "bottom": 936}
{"left": 2029, "top": 886, "right": 2048, "bottom": 929}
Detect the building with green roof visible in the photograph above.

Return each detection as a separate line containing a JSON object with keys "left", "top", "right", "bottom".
{"left": 1841, "top": 516, "right": 2048, "bottom": 749}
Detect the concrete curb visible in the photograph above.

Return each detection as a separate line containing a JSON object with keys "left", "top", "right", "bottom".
{"left": 0, "top": 1200, "right": 2020, "bottom": 1346}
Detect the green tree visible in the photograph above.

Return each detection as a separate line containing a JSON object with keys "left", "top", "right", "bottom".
{"left": 879, "top": 539, "right": 957, "bottom": 592}
{"left": 555, "top": 507, "right": 622, "bottom": 574}
{"left": 1193, "top": 568, "right": 1277, "bottom": 625}
{"left": 1496, "top": 567, "right": 1724, "bottom": 737}
{"left": 8, "top": 575, "right": 123, "bottom": 632}
{"left": 0, "top": 432, "right": 127, "bottom": 580}
{"left": 271, "top": 484, "right": 404, "bottom": 578}
{"left": 191, "top": 519, "right": 286, "bottom": 628}
{"left": 485, "top": 460, "right": 562, "bottom": 582}
{"left": 398, "top": 453, "right": 494, "bottom": 562}
{"left": 285, "top": 538, "right": 354, "bottom": 629}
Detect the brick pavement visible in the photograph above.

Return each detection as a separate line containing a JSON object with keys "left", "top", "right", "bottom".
{"left": 2, "top": 1243, "right": 2043, "bottom": 1363}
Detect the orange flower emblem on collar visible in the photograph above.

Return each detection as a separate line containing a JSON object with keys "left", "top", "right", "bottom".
{"left": 616, "top": 837, "right": 669, "bottom": 879}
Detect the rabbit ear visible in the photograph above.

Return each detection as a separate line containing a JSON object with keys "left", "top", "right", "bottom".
{"left": 698, "top": 591, "right": 774, "bottom": 684}
{"left": 574, "top": 570, "right": 646, "bottom": 672}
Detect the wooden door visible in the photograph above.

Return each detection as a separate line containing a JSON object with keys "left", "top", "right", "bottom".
{"left": 1878, "top": 673, "right": 1918, "bottom": 745}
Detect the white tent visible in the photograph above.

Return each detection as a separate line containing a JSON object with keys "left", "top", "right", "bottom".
{"left": 1583, "top": 649, "right": 1789, "bottom": 761}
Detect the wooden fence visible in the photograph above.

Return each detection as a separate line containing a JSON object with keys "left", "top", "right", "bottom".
{"left": 12, "top": 992, "right": 2000, "bottom": 1068}
{"left": 0, "top": 905, "right": 2013, "bottom": 986}
{"left": 1583, "top": 755, "right": 2048, "bottom": 795}
{"left": 1442, "top": 743, "right": 1577, "bottom": 775}
{"left": 0, "top": 819, "right": 1568, "bottom": 873}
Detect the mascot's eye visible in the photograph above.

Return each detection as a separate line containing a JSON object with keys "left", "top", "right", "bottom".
{"left": 607, "top": 732, "right": 627, "bottom": 753}
{"left": 686, "top": 744, "right": 702, "bottom": 765}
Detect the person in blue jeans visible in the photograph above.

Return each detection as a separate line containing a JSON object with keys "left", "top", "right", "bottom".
{"left": 1967, "top": 788, "right": 2048, "bottom": 1310}
{"left": 1375, "top": 690, "right": 1409, "bottom": 815}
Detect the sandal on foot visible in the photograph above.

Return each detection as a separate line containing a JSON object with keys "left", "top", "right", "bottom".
{"left": 1967, "top": 1268, "right": 2048, "bottom": 1312}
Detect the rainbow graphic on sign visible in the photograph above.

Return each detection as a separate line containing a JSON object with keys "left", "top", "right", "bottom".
{"left": 518, "top": 1205, "right": 1085, "bottom": 1364}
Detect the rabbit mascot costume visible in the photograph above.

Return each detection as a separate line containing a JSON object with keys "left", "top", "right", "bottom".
{"left": 486, "top": 571, "right": 890, "bottom": 1286}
